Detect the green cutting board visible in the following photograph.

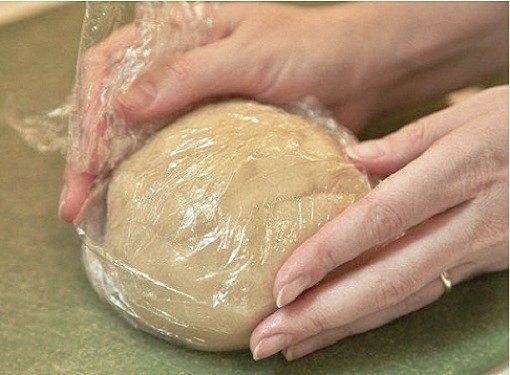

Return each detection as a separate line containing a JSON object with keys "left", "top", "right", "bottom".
{"left": 1, "top": 4, "right": 507, "bottom": 374}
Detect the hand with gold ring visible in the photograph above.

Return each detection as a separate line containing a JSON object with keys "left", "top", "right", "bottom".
{"left": 250, "top": 86, "right": 509, "bottom": 361}
{"left": 56, "top": 1, "right": 508, "bottom": 361}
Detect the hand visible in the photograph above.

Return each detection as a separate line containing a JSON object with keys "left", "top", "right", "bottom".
{"left": 59, "top": 2, "right": 390, "bottom": 222}
{"left": 59, "top": 2, "right": 507, "bottom": 223}
{"left": 60, "top": 24, "right": 137, "bottom": 222}
{"left": 250, "top": 86, "right": 509, "bottom": 361}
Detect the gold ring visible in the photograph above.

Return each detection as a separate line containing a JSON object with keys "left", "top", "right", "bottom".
{"left": 440, "top": 271, "right": 452, "bottom": 294}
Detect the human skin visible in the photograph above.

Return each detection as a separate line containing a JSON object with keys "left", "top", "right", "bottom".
{"left": 253, "top": 85, "right": 509, "bottom": 360}
{"left": 59, "top": 2, "right": 509, "bottom": 360}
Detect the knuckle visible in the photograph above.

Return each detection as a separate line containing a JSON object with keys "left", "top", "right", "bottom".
{"left": 301, "top": 311, "right": 328, "bottom": 335}
{"left": 161, "top": 56, "right": 193, "bottom": 84}
{"left": 321, "top": 250, "right": 340, "bottom": 277}
{"left": 304, "top": 221, "right": 343, "bottom": 278}
{"left": 374, "top": 274, "right": 411, "bottom": 310}
{"left": 455, "top": 142, "right": 501, "bottom": 199}
{"left": 230, "top": 39, "right": 284, "bottom": 98}
{"left": 395, "top": 120, "right": 428, "bottom": 149}
{"left": 431, "top": 136, "right": 502, "bottom": 202}
{"left": 246, "top": 55, "right": 278, "bottom": 97}
{"left": 317, "top": 228, "right": 342, "bottom": 271}
{"left": 361, "top": 196, "right": 405, "bottom": 244}
{"left": 471, "top": 213, "right": 509, "bottom": 252}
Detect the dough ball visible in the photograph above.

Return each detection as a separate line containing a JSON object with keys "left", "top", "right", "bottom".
{"left": 100, "top": 100, "right": 370, "bottom": 351}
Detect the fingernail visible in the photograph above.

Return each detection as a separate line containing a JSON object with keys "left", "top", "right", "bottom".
{"left": 283, "top": 348, "right": 295, "bottom": 362}
{"left": 118, "top": 80, "right": 156, "bottom": 112}
{"left": 276, "top": 276, "right": 308, "bottom": 308}
{"left": 345, "top": 141, "right": 385, "bottom": 160}
{"left": 58, "top": 184, "right": 68, "bottom": 217}
{"left": 276, "top": 287, "right": 285, "bottom": 308}
{"left": 252, "top": 342, "right": 262, "bottom": 361}
{"left": 252, "top": 334, "right": 292, "bottom": 360}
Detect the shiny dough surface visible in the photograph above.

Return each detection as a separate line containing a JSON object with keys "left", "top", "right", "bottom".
{"left": 103, "top": 100, "right": 371, "bottom": 351}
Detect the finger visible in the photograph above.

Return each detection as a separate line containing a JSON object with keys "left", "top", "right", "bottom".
{"left": 273, "top": 121, "right": 489, "bottom": 309}
{"left": 70, "top": 24, "right": 137, "bottom": 174}
{"left": 252, "top": 203, "right": 475, "bottom": 359}
{"left": 59, "top": 166, "right": 95, "bottom": 223}
{"left": 61, "top": 26, "right": 137, "bottom": 223}
{"left": 282, "top": 281, "right": 443, "bottom": 361}
{"left": 60, "top": 5, "right": 241, "bottom": 222}
{"left": 345, "top": 111, "right": 456, "bottom": 176}
{"left": 344, "top": 88, "right": 503, "bottom": 176}
{"left": 281, "top": 261, "right": 477, "bottom": 361}
{"left": 114, "top": 35, "right": 266, "bottom": 123}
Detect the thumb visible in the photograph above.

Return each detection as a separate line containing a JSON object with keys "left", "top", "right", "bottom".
{"left": 115, "top": 38, "right": 260, "bottom": 123}
{"left": 346, "top": 109, "right": 459, "bottom": 176}
{"left": 59, "top": 166, "right": 95, "bottom": 223}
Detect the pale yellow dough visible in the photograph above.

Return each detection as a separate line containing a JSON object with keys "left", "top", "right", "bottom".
{"left": 103, "top": 100, "right": 371, "bottom": 351}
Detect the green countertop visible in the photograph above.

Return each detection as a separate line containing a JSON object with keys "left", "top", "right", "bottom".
{"left": 1, "top": 4, "right": 508, "bottom": 374}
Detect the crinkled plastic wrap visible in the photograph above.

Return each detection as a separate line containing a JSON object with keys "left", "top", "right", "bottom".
{"left": 8, "top": 2, "right": 372, "bottom": 351}
{"left": 69, "top": 2, "right": 222, "bottom": 175}
{"left": 83, "top": 98, "right": 372, "bottom": 351}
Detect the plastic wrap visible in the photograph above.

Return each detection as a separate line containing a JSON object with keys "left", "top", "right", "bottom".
{"left": 8, "top": 2, "right": 372, "bottom": 351}
{"left": 82, "top": 98, "right": 371, "bottom": 351}
{"left": 68, "top": 2, "right": 222, "bottom": 176}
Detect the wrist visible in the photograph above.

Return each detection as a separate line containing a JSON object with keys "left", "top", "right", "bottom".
{"left": 355, "top": 2, "right": 509, "bottom": 117}
{"left": 306, "top": 4, "right": 402, "bottom": 131}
